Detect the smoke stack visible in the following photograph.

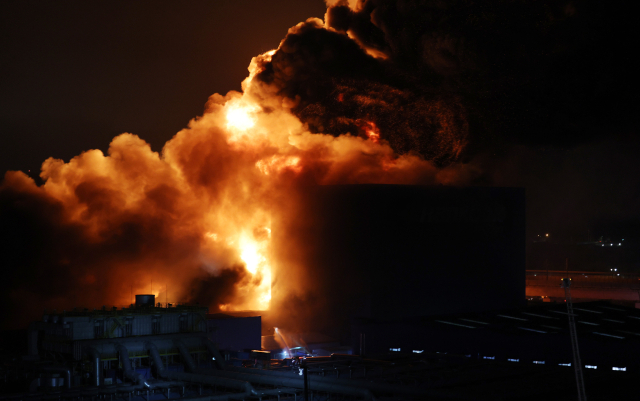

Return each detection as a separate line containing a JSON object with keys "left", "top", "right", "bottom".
{"left": 135, "top": 294, "right": 155, "bottom": 308}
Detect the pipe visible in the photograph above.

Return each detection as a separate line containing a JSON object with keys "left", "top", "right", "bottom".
{"left": 224, "top": 366, "right": 448, "bottom": 398}
{"left": 174, "top": 339, "right": 197, "bottom": 372}
{"left": 115, "top": 343, "right": 150, "bottom": 388}
{"left": 0, "top": 381, "right": 188, "bottom": 401}
{"left": 146, "top": 341, "right": 256, "bottom": 396}
{"left": 167, "top": 388, "right": 302, "bottom": 401}
{"left": 202, "top": 338, "right": 226, "bottom": 370}
{"left": 39, "top": 365, "right": 71, "bottom": 390}
{"left": 201, "top": 368, "right": 373, "bottom": 400}
{"left": 84, "top": 347, "right": 102, "bottom": 387}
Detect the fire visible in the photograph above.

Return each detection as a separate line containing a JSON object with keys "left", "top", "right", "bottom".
{"left": 226, "top": 100, "right": 258, "bottom": 132}
{"left": 0, "top": 10, "right": 473, "bottom": 329}
{"left": 362, "top": 121, "right": 381, "bottom": 144}
{"left": 239, "top": 234, "right": 262, "bottom": 274}
{"left": 255, "top": 155, "right": 302, "bottom": 176}
{"left": 237, "top": 232, "right": 272, "bottom": 310}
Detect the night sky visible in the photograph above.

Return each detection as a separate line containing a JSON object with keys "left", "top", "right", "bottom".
{"left": 0, "top": 0, "right": 327, "bottom": 175}
{"left": 2, "top": 0, "right": 637, "bottom": 240}
{"left": 1, "top": 0, "right": 639, "bottom": 329}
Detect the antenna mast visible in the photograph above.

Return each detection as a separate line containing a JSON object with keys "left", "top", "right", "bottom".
{"left": 562, "top": 277, "right": 587, "bottom": 401}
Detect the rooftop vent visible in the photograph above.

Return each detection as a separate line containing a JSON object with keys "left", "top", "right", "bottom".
{"left": 135, "top": 294, "right": 155, "bottom": 308}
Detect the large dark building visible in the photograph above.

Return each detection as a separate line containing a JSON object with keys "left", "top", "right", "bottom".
{"left": 272, "top": 185, "right": 526, "bottom": 338}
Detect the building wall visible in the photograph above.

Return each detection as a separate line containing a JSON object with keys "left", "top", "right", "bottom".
{"left": 272, "top": 185, "right": 526, "bottom": 338}
{"left": 207, "top": 316, "right": 261, "bottom": 351}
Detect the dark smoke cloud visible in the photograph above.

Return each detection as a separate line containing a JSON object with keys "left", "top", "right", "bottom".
{"left": 256, "top": 18, "right": 469, "bottom": 166}
{"left": 253, "top": 0, "right": 638, "bottom": 244}
{"left": 259, "top": 0, "right": 636, "bottom": 160}
{"left": 186, "top": 266, "right": 249, "bottom": 308}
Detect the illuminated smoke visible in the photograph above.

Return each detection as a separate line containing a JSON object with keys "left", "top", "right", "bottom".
{"left": 253, "top": 17, "right": 469, "bottom": 166}
{"left": 0, "top": 7, "right": 480, "bottom": 330}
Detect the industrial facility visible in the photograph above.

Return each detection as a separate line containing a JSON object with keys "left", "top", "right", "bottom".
{"left": 1, "top": 185, "right": 638, "bottom": 400}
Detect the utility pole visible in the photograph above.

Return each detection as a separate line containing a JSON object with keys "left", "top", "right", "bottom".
{"left": 562, "top": 278, "right": 587, "bottom": 401}
{"left": 301, "top": 358, "right": 309, "bottom": 401}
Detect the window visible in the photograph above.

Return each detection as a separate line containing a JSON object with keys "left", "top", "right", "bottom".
{"left": 152, "top": 317, "right": 161, "bottom": 335}
{"left": 94, "top": 321, "right": 104, "bottom": 338}
{"left": 180, "top": 315, "right": 188, "bottom": 332}
{"left": 63, "top": 322, "right": 73, "bottom": 339}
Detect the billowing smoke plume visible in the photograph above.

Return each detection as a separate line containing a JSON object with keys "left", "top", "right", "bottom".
{"left": 1, "top": 0, "right": 635, "bottom": 330}
{"left": 255, "top": 17, "right": 469, "bottom": 166}
{"left": 0, "top": 21, "right": 471, "bottom": 329}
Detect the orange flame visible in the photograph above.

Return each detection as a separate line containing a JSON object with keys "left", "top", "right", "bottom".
{"left": 0, "top": 20, "right": 473, "bottom": 326}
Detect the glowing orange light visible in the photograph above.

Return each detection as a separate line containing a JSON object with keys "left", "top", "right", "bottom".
{"left": 363, "top": 121, "right": 381, "bottom": 144}
{"left": 255, "top": 155, "right": 302, "bottom": 176}
{"left": 226, "top": 101, "right": 258, "bottom": 132}
{"left": 236, "top": 233, "right": 272, "bottom": 310}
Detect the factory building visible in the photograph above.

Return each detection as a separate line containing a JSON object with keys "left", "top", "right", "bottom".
{"left": 206, "top": 314, "right": 261, "bottom": 354}
{"left": 271, "top": 185, "right": 526, "bottom": 340}
{"left": 3, "top": 294, "right": 457, "bottom": 400}
{"left": 3, "top": 185, "right": 639, "bottom": 399}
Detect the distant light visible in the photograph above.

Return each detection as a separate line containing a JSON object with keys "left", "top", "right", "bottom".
{"left": 483, "top": 356, "right": 495, "bottom": 360}
{"left": 522, "top": 312, "right": 559, "bottom": 319}
{"left": 518, "top": 327, "right": 547, "bottom": 334}
{"left": 545, "top": 233, "right": 549, "bottom": 237}
{"left": 212, "top": 357, "right": 216, "bottom": 360}
{"left": 611, "top": 244, "right": 613, "bottom": 246}
{"left": 435, "top": 320, "right": 476, "bottom": 329}
{"left": 619, "top": 243, "right": 622, "bottom": 246}
{"left": 573, "top": 307, "right": 602, "bottom": 314}
{"left": 585, "top": 365, "right": 597, "bottom": 369}
{"left": 593, "top": 332, "right": 625, "bottom": 339}
{"left": 458, "top": 318, "right": 489, "bottom": 325}
{"left": 508, "top": 358, "right": 519, "bottom": 362}
{"left": 390, "top": 348, "right": 401, "bottom": 352}
{"left": 617, "top": 274, "right": 620, "bottom": 276}
{"left": 412, "top": 350, "right": 424, "bottom": 353}
{"left": 615, "top": 269, "right": 617, "bottom": 271}
{"left": 612, "top": 367, "right": 626, "bottom": 371}
{"left": 533, "top": 361, "right": 545, "bottom": 364}
{"left": 497, "top": 314, "right": 528, "bottom": 321}
{"left": 559, "top": 363, "right": 571, "bottom": 367}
